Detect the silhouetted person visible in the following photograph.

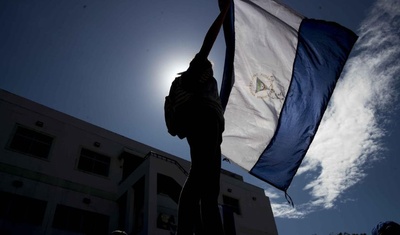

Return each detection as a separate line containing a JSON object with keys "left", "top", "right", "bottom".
{"left": 164, "top": 1, "right": 230, "bottom": 234}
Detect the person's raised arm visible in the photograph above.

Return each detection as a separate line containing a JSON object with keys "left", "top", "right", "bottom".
{"left": 197, "top": 0, "right": 231, "bottom": 59}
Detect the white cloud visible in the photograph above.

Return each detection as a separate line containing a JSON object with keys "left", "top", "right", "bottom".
{"left": 272, "top": 203, "right": 307, "bottom": 219}
{"left": 272, "top": 201, "right": 317, "bottom": 219}
{"left": 264, "top": 189, "right": 281, "bottom": 199}
{"left": 272, "top": 0, "right": 400, "bottom": 218}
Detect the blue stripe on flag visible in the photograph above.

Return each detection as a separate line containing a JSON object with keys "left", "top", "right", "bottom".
{"left": 249, "top": 18, "right": 358, "bottom": 191}
{"left": 220, "top": 0, "right": 235, "bottom": 110}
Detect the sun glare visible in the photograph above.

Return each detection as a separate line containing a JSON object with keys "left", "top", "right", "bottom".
{"left": 159, "top": 58, "right": 190, "bottom": 95}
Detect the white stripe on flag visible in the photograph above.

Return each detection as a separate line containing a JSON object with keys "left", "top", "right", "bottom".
{"left": 220, "top": 0, "right": 358, "bottom": 192}
{"left": 222, "top": 0, "right": 303, "bottom": 171}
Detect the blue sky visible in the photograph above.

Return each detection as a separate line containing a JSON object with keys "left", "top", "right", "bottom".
{"left": 1, "top": 0, "right": 399, "bottom": 234}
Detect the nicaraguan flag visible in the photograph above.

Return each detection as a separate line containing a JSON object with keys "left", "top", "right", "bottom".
{"left": 220, "top": 0, "right": 358, "bottom": 193}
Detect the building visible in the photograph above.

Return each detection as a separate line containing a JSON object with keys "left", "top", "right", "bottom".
{"left": 0, "top": 89, "right": 278, "bottom": 235}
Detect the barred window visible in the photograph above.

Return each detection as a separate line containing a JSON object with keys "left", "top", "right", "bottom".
{"left": 9, "top": 125, "right": 53, "bottom": 159}
{"left": 78, "top": 148, "right": 110, "bottom": 177}
{"left": 52, "top": 204, "right": 109, "bottom": 235}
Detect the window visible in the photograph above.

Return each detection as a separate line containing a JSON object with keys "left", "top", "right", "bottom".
{"left": 157, "top": 174, "right": 180, "bottom": 231}
{"left": 78, "top": 148, "right": 111, "bottom": 177}
{"left": 52, "top": 204, "right": 109, "bottom": 235}
{"left": 223, "top": 195, "right": 241, "bottom": 215}
{"left": 0, "top": 191, "right": 47, "bottom": 225}
{"left": 8, "top": 125, "right": 53, "bottom": 159}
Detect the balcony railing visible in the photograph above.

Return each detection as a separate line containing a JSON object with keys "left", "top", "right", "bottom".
{"left": 144, "top": 151, "right": 189, "bottom": 176}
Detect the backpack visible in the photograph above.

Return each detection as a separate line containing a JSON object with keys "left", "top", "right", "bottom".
{"left": 164, "top": 75, "right": 193, "bottom": 139}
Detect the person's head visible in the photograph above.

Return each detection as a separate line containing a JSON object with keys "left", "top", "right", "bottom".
{"left": 188, "top": 53, "right": 212, "bottom": 72}
{"left": 111, "top": 230, "right": 127, "bottom": 235}
{"left": 179, "top": 53, "right": 213, "bottom": 81}
{"left": 372, "top": 221, "right": 400, "bottom": 235}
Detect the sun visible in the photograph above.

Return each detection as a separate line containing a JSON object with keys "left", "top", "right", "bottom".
{"left": 158, "top": 57, "right": 191, "bottom": 96}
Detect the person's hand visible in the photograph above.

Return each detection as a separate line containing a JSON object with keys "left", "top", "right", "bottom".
{"left": 198, "top": 0, "right": 231, "bottom": 57}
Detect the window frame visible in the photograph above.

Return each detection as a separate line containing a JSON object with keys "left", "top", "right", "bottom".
{"left": 6, "top": 124, "right": 54, "bottom": 160}
{"left": 77, "top": 147, "right": 111, "bottom": 177}
{"left": 222, "top": 195, "right": 242, "bottom": 215}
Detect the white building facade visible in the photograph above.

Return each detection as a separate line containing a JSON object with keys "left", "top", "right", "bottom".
{"left": 0, "top": 89, "right": 278, "bottom": 235}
